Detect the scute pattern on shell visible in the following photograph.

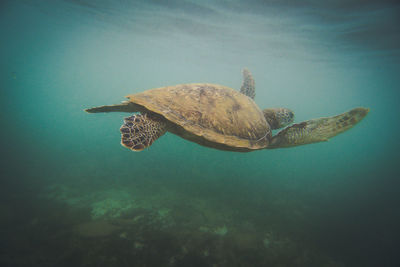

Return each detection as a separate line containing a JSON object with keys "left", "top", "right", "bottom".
{"left": 125, "top": 83, "right": 271, "bottom": 150}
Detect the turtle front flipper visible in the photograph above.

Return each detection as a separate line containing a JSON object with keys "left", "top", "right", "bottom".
{"left": 267, "top": 107, "right": 369, "bottom": 149}
{"left": 240, "top": 68, "right": 255, "bottom": 99}
{"left": 120, "top": 113, "right": 167, "bottom": 151}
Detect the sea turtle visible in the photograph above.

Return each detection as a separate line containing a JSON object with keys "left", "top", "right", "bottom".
{"left": 85, "top": 69, "right": 369, "bottom": 152}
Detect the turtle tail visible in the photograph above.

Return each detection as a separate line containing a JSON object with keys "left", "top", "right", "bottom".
{"left": 120, "top": 113, "right": 167, "bottom": 151}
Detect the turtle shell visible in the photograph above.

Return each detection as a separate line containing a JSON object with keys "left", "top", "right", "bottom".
{"left": 125, "top": 83, "right": 271, "bottom": 150}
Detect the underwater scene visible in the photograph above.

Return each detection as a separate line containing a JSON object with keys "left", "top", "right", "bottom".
{"left": 1, "top": 1, "right": 399, "bottom": 266}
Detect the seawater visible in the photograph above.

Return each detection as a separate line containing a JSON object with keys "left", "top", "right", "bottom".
{"left": 1, "top": 1, "right": 399, "bottom": 266}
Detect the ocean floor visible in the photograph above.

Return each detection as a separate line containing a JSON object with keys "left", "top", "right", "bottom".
{"left": 1, "top": 179, "right": 343, "bottom": 267}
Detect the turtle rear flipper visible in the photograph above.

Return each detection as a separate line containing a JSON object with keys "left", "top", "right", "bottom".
{"left": 267, "top": 107, "right": 369, "bottom": 149}
{"left": 120, "top": 113, "right": 167, "bottom": 151}
{"left": 85, "top": 102, "right": 141, "bottom": 113}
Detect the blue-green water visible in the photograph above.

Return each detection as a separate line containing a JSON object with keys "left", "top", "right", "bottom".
{"left": 1, "top": 1, "right": 399, "bottom": 266}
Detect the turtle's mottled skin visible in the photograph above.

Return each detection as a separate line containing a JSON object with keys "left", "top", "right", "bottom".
{"left": 85, "top": 69, "right": 369, "bottom": 152}
{"left": 120, "top": 113, "right": 167, "bottom": 151}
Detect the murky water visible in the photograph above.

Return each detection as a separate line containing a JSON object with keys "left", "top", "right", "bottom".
{"left": 1, "top": 1, "right": 399, "bottom": 266}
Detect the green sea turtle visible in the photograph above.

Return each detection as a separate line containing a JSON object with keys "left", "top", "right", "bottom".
{"left": 85, "top": 69, "right": 369, "bottom": 152}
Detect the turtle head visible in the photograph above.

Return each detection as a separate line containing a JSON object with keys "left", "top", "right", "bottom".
{"left": 262, "top": 108, "right": 294, "bottom": 130}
